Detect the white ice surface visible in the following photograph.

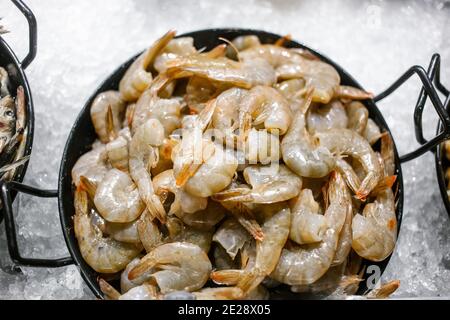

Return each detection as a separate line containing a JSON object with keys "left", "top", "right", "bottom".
{"left": 0, "top": 0, "right": 449, "bottom": 299}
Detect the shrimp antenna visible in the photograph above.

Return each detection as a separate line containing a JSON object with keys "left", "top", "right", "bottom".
{"left": 218, "top": 37, "right": 240, "bottom": 62}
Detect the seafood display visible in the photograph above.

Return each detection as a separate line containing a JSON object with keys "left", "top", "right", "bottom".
{"left": 72, "top": 31, "right": 399, "bottom": 300}
{"left": 0, "top": 65, "right": 29, "bottom": 181}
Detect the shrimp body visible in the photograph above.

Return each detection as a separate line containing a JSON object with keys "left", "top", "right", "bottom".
{"left": 289, "top": 189, "right": 327, "bottom": 245}
{"left": 129, "top": 119, "right": 166, "bottom": 223}
{"left": 119, "top": 30, "right": 176, "bottom": 101}
{"left": 214, "top": 164, "right": 301, "bottom": 204}
{"left": 72, "top": 144, "right": 109, "bottom": 187}
{"left": 90, "top": 91, "right": 126, "bottom": 143}
{"left": 106, "top": 134, "right": 129, "bottom": 172}
{"left": 132, "top": 89, "right": 182, "bottom": 136}
{"left": 271, "top": 171, "right": 349, "bottom": 285}
{"left": 306, "top": 100, "right": 348, "bottom": 134}
{"left": 316, "top": 128, "right": 381, "bottom": 200}
{"left": 281, "top": 91, "right": 335, "bottom": 178}
{"left": 236, "top": 203, "right": 291, "bottom": 294}
{"left": 276, "top": 59, "right": 340, "bottom": 104}
{"left": 346, "top": 101, "right": 369, "bottom": 135}
{"left": 183, "top": 142, "right": 238, "bottom": 198}
{"left": 239, "top": 45, "right": 304, "bottom": 68}
{"left": 154, "top": 37, "right": 197, "bottom": 73}
{"left": 166, "top": 55, "right": 277, "bottom": 88}
{"left": 152, "top": 169, "right": 208, "bottom": 218}
{"left": 94, "top": 168, "right": 144, "bottom": 223}
{"left": 244, "top": 128, "right": 281, "bottom": 164}
{"left": 352, "top": 188, "right": 397, "bottom": 261}
{"left": 128, "top": 242, "right": 212, "bottom": 293}
{"left": 239, "top": 86, "right": 292, "bottom": 137}
{"left": 212, "top": 87, "right": 247, "bottom": 135}
{"left": 74, "top": 189, "right": 141, "bottom": 273}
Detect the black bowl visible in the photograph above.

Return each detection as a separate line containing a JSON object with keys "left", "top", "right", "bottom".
{"left": 58, "top": 28, "right": 404, "bottom": 298}
{"left": 0, "top": 0, "right": 36, "bottom": 221}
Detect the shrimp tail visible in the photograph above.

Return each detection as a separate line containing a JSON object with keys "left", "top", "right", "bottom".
{"left": 142, "top": 29, "right": 177, "bottom": 68}
{"left": 371, "top": 175, "right": 397, "bottom": 196}
{"left": 210, "top": 269, "right": 244, "bottom": 285}
{"left": 356, "top": 171, "right": 380, "bottom": 201}
{"left": 237, "top": 270, "right": 264, "bottom": 295}
{"left": 79, "top": 175, "right": 97, "bottom": 200}
{"left": 99, "top": 278, "right": 121, "bottom": 300}
{"left": 175, "top": 162, "right": 201, "bottom": 187}
{"left": 203, "top": 44, "right": 227, "bottom": 59}
{"left": 234, "top": 203, "right": 264, "bottom": 240}
{"left": 366, "top": 280, "right": 400, "bottom": 299}
{"left": 144, "top": 194, "right": 167, "bottom": 224}
{"left": 212, "top": 188, "right": 253, "bottom": 202}
{"left": 128, "top": 258, "right": 155, "bottom": 281}
{"left": 106, "top": 104, "right": 118, "bottom": 142}
{"left": 197, "top": 98, "right": 218, "bottom": 130}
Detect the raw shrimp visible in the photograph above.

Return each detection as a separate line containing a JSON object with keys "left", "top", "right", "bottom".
{"left": 213, "top": 218, "right": 252, "bottom": 259}
{"left": 151, "top": 137, "right": 177, "bottom": 176}
{"left": 92, "top": 168, "right": 144, "bottom": 223}
{"left": 271, "top": 171, "right": 348, "bottom": 285}
{"left": 211, "top": 87, "right": 247, "bottom": 136}
{"left": 105, "top": 220, "right": 141, "bottom": 244}
{"left": 182, "top": 142, "right": 238, "bottom": 198}
{"left": 238, "top": 86, "right": 292, "bottom": 138}
{"left": 121, "top": 257, "right": 148, "bottom": 293}
{"left": 152, "top": 169, "right": 207, "bottom": 219}
{"left": 334, "top": 85, "right": 373, "bottom": 100}
{"left": 239, "top": 44, "right": 304, "bottom": 68}
{"left": 275, "top": 54, "right": 340, "bottom": 104}
{"left": 289, "top": 189, "right": 327, "bottom": 245}
{"left": 100, "top": 279, "right": 159, "bottom": 300}
{"left": 235, "top": 203, "right": 291, "bottom": 294}
{"left": 171, "top": 100, "right": 217, "bottom": 187}
{"left": 363, "top": 118, "right": 382, "bottom": 145}
{"left": 137, "top": 210, "right": 163, "bottom": 253}
{"left": 244, "top": 128, "right": 281, "bottom": 164}
{"left": 106, "top": 135, "right": 129, "bottom": 172}
{"left": 275, "top": 78, "right": 307, "bottom": 112}
{"left": 346, "top": 101, "right": 369, "bottom": 135}
{"left": 316, "top": 128, "right": 381, "bottom": 200}
{"left": 332, "top": 198, "right": 353, "bottom": 266}
{"left": 72, "top": 143, "right": 109, "bottom": 187}
{"left": 129, "top": 119, "right": 166, "bottom": 223}
{"left": 185, "top": 76, "right": 220, "bottom": 109}
{"left": 352, "top": 134, "right": 397, "bottom": 261}
{"left": 90, "top": 91, "right": 126, "bottom": 143}
{"left": 166, "top": 55, "right": 277, "bottom": 88}
{"left": 306, "top": 100, "right": 348, "bottom": 134}
{"left": 119, "top": 30, "right": 176, "bottom": 101}
{"left": 154, "top": 37, "right": 197, "bottom": 73}
{"left": 128, "top": 242, "right": 212, "bottom": 293}
{"left": 132, "top": 88, "right": 182, "bottom": 136}
{"left": 213, "top": 164, "right": 301, "bottom": 204}
{"left": 74, "top": 189, "right": 141, "bottom": 273}
{"left": 290, "top": 262, "right": 346, "bottom": 294}
{"left": 281, "top": 90, "right": 335, "bottom": 178}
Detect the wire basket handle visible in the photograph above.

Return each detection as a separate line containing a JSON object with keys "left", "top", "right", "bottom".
{"left": 375, "top": 54, "right": 449, "bottom": 163}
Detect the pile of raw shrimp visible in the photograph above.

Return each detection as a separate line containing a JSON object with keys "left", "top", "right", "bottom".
{"left": 72, "top": 30, "right": 399, "bottom": 300}
{"left": 0, "top": 65, "right": 28, "bottom": 181}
